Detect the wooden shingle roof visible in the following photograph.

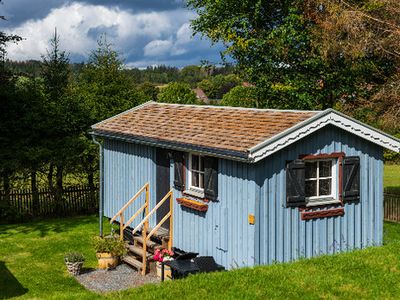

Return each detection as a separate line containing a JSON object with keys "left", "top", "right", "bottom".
{"left": 92, "top": 102, "right": 318, "bottom": 158}
{"left": 92, "top": 101, "right": 400, "bottom": 161}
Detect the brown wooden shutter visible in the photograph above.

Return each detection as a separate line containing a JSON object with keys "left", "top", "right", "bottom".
{"left": 173, "top": 151, "right": 185, "bottom": 191}
{"left": 342, "top": 156, "right": 360, "bottom": 202}
{"left": 286, "top": 159, "right": 306, "bottom": 207}
{"left": 204, "top": 156, "right": 218, "bottom": 201}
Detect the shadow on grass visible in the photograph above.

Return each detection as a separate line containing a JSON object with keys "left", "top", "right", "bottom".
{"left": 0, "top": 261, "right": 28, "bottom": 299}
{"left": 0, "top": 215, "right": 101, "bottom": 238}
{"left": 385, "top": 186, "right": 400, "bottom": 194}
{"left": 80, "top": 267, "right": 97, "bottom": 274}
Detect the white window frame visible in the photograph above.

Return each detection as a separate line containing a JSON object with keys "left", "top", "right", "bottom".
{"left": 188, "top": 153, "right": 205, "bottom": 194}
{"left": 305, "top": 158, "right": 339, "bottom": 206}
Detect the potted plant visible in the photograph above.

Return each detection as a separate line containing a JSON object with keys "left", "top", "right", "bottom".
{"left": 64, "top": 252, "right": 85, "bottom": 276}
{"left": 153, "top": 248, "right": 174, "bottom": 279}
{"left": 93, "top": 236, "right": 126, "bottom": 269}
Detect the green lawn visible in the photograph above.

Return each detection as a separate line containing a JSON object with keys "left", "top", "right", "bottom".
{"left": 1, "top": 216, "right": 400, "bottom": 299}
{"left": 384, "top": 164, "right": 400, "bottom": 192}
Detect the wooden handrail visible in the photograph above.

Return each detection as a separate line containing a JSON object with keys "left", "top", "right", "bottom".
{"left": 123, "top": 203, "right": 147, "bottom": 230}
{"left": 132, "top": 190, "right": 172, "bottom": 236}
{"left": 108, "top": 182, "right": 174, "bottom": 275}
{"left": 146, "top": 212, "right": 171, "bottom": 241}
{"left": 109, "top": 183, "right": 149, "bottom": 224}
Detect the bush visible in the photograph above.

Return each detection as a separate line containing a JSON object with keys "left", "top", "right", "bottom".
{"left": 198, "top": 74, "right": 241, "bottom": 99}
{"left": 92, "top": 236, "right": 126, "bottom": 256}
{"left": 64, "top": 252, "right": 85, "bottom": 263}
{"left": 157, "top": 82, "right": 198, "bottom": 104}
{"left": 221, "top": 86, "right": 259, "bottom": 108}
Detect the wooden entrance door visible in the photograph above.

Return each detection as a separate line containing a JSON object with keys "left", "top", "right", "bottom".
{"left": 156, "top": 148, "right": 171, "bottom": 229}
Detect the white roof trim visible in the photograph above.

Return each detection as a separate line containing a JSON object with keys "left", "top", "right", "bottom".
{"left": 249, "top": 109, "right": 400, "bottom": 162}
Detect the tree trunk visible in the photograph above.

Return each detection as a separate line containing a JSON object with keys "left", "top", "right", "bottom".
{"left": 48, "top": 163, "right": 54, "bottom": 192}
{"left": 1, "top": 170, "right": 11, "bottom": 208}
{"left": 55, "top": 164, "right": 63, "bottom": 215}
{"left": 86, "top": 155, "right": 96, "bottom": 211}
{"left": 31, "top": 170, "right": 39, "bottom": 216}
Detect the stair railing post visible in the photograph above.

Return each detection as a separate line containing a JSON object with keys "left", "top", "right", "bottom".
{"left": 168, "top": 190, "right": 173, "bottom": 251}
{"left": 142, "top": 183, "right": 149, "bottom": 275}
{"left": 119, "top": 213, "right": 124, "bottom": 240}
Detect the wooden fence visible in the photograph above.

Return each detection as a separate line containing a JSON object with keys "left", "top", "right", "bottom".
{"left": 384, "top": 191, "right": 400, "bottom": 223}
{"left": 1, "top": 185, "right": 399, "bottom": 223}
{"left": 0, "top": 185, "right": 99, "bottom": 220}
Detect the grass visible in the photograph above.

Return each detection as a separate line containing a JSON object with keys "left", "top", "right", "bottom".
{"left": 384, "top": 164, "right": 400, "bottom": 192}
{"left": 1, "top": 216, "right": 400, "bottom": 299}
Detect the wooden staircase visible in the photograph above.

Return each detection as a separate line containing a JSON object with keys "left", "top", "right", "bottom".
{"left": 110, "top": 183, "right": 173, "bottom": 275}
{"left": 122, "top": 228, "right": 167, "bottom": 272}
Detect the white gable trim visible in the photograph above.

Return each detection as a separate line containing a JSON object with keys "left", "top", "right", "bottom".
{"left": 249, "top": 110, "right": 400, "bottom": 162}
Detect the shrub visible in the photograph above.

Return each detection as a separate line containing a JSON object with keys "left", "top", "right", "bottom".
{"left": 157, "top": 82, "right": 198, "bottom": 104}
{"left": 92, "top": 236, "right": 126, "bottom": 256}
{"left": 64, "top": 252, "right": 85, "bottom": 263}
{"left": 221, "top": 86, "right": 259, "bottom": 108}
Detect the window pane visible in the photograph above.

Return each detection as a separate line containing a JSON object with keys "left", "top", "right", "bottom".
{"left": 192, "top": 172, "right": 199, "bottom": 188}
{"left": 305, "top": 162, "right": 317, "bottom": 178}
{"left": 192, "top": 155, "right": 199, "bottom": 171}
{"left": 319, "top": 161, "right": 332, "bottom": 177}
{"left": 199, "top": 156, "right": 204, "bottom": 172}
{"left": 305, "top": 180, "right": 317, "bottom": 197}
{"left": 319, "top": 179, "right": 332, "bottom": 196}
{"left": 199, "top": 173, "right": 204, "bottom": 189}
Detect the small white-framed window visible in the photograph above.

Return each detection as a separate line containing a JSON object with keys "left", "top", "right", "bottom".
{"left": 188, "top": 153, "right": 205, "bottom": 192}
{"left": 305, "top": 159, "right": 338, "bottom": 205}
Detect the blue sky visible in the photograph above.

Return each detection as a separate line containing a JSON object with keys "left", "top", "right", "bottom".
{"left": 0, "top": 0, "right": 225, "bottom": 68}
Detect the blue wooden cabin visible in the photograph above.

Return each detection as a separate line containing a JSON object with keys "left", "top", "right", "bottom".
{"left": 91, "top": 101, "right": 400, "bottom": 270}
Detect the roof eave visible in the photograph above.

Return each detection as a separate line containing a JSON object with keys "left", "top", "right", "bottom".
{"left": 90, "top": 130, "right": 251, "bottom": 163}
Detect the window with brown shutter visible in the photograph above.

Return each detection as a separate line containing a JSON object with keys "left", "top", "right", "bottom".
{"left": 286, "top": 153, "right": 360, "bottom": 208}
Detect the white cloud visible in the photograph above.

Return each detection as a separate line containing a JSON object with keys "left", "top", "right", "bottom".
{"left": 4, "top": 1, "right": 201, "bottom": 64}
{"left": 144, "top": 39, "right": 173, "bottom": 57}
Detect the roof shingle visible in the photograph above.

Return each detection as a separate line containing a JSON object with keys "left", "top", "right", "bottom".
{"left": 92, "top": 102, "right": 319, "bottom": 156}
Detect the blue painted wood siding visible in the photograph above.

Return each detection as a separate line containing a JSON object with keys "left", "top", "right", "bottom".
{"left": 256, "top": 125, "right": 383, "bottom": 265}
{"left": 103, "top": 139, "right": 158, "bottom": 228}
{"left": 102, "top": 124, "right": 383, "bottom": 269}
{"left": 171, "top": 158, "right": 258, "bottom": 269}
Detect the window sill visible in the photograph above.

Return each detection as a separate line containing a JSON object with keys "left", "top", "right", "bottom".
{"left": 306, "top": 198, "right": 341, "bottom": 207}
{"left": 183, "top": 188, "right": 205, "bottom": 200}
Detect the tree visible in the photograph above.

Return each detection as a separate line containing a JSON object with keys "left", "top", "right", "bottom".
{"left": 75, "top": 36, "right": 150, "bottom": 191}
{"left": 78, "top": 35, "right": 149, "bottom": 121}
{"left": 187, "top": 0, "right": 397, "bottom": 112}
{"left": 305, "top": 0, "right": 400, "bottom": 136}
{"left": 198, "top": 74, "right": 241, "bottom": 99}
{"left": 157, "top": 82, "right": 198, "bottom": 104}
{"left": 179, "top": 65, "right": 207, "bottom": 85}
{"left": 221, "top": 85, "right": 259, "bottom": 108}
{"left": 137, "top": 82, "right": 159, "bottom": 101}
{"left": 0, "top": 1, "right": 22, "bottom": 213}
{"left": 40, "top": 29, "right": 81, "bottom": 212}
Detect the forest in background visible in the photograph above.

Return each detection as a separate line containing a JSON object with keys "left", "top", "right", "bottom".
{"left": 1, "top": 0, "right": 400, "bottom": 220}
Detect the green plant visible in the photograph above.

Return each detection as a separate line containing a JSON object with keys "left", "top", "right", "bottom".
{"left": 64, "top": 252, "right": 85, "bottom": 263}
{"left": 92, "top": 236, "right": 126, "bottom": 256}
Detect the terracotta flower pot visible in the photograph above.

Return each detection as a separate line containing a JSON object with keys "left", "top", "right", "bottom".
{"left": 96, "top": 252, "right": 119, "bottom": 269}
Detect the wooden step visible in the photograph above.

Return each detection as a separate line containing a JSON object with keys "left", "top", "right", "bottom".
{"left": 133, "top": 235, "right": 162, "bottom": 250}
{"left": 122, "top": 255, "right": 143, "bottom": 271}
{"left": 126, "top": 244, "right": 152, "bottom": 258}
{"left": 146, "top": 226, "right": 170, "bottom": 239}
